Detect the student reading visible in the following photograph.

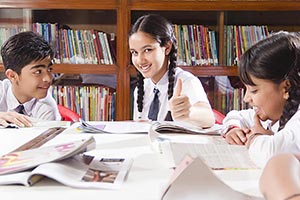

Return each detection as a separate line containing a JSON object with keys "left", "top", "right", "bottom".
{"left": 222, "top": 32, "right": 300, "bottom": 167}
{"left": 0, "top": 31, "right": 61, "bottom": 127}
{"left": 129, "top": 14, "right": 214, "bottom": 128}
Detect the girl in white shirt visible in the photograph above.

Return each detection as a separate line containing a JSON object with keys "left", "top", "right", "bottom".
{"left": 129, "top": 14, "right": 214, "bottom": 128}
{"left": 223, "top": 32, "right": 300, "bottom": 167}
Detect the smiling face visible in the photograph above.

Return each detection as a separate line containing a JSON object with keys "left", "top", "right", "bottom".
{"left": 6, "top": 57, "right": 53, "bottom": 104}
{"left": 243, "top": 75, "right": 290, "bottom": 122}
{"left": 129, "top": 31, "right": 171, "bottom": 83}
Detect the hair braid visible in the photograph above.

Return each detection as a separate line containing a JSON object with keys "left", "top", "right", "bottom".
{"left": 136, "top": 71, "right": 145, "bottom": 113}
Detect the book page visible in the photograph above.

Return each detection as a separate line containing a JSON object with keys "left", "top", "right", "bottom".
{"left": 76, "top": 120, "right": 151, "bottom": 134}
{"left": 29, "top": 155, "right": 133, "bottom": 189}
{"left": 150, "top": 131, "right": 257, "bottom": 169}
{"left": 0, "top": 136, "right": 95, "bottom": 175}
{"left": 162, "top": 157, "right": 263, "bottom": 200}
{"left": 151, "top": 121, "right": 222, "bottom": 135}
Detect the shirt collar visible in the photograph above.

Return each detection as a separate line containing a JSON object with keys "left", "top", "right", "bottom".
{"left": 7, "top": 86, "right": 37, "bottom": 115}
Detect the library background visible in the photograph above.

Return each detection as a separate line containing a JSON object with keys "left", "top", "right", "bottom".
{"left": 0, "top": 0, "right": 299, "bottom": 121}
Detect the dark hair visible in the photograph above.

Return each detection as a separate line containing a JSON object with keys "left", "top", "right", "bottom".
{"left": 239, "top": 31, "right": 300, "bottom": 130}
{"left": 129, "top": 14, "right": 177, "bottom": 113}
{"left": 1, "top": 31, "right": 54, "bottom": 74}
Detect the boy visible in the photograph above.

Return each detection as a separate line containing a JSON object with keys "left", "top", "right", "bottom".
{"left": 0, "top": 31, "right": 61, "bottom": 127}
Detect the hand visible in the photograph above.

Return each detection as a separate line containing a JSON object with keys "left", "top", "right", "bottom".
{"left": 245, "top": 114, "right": 273, "bottom": 146}
{"left": 0, "top": 111, "right": 32, "bottom": 127}
{"left": 225, "top": 127, "right": 250, "bottom": 145}
{"left": 169, "top": 78, "right": 191, "bottom": 121}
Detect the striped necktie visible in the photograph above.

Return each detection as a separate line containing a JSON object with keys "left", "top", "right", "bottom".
{"left": 148, "top": 88, "right": 160, "bottom": 121}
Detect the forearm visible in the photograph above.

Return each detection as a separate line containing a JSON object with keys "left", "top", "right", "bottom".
{"left": 186, "top": 102, "right": 215, "bottom": 128}
{"left": 260, "top": 153, "right": 300, "bottom": 200}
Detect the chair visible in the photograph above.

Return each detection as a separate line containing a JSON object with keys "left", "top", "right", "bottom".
{"left": 57, "top": 104, "right": 81, "bottom": 122}
{"left": 213, "top": 109, "right": 225, "bottom": 125}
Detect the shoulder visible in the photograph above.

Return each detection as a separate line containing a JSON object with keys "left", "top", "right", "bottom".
{"left": 0, "top": 79, "right": 11, "bottom": 91}
{"left": 175, "top": 67, "right": 200, "bottom": 85}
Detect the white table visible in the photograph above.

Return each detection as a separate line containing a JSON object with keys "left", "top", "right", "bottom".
{"left": 0, "top": 122, "right": 263, "bottom": 200}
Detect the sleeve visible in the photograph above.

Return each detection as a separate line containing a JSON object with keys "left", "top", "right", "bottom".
{"left": 181, "top": 76, "right": 210, "bottom": 106}
{"left": 249, "top": 119, "right": 300, "bottom": 168}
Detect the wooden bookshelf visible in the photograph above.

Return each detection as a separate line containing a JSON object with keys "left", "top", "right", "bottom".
{"left": 1, "top": 0, "right": 300, "bottom": 119}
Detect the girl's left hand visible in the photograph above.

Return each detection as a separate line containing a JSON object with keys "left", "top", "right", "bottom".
{"left": 168, "top": 78, "right": 191, "bottom": 120}
{"left": 246, "top": 114, "right": 273, "bottom": 146}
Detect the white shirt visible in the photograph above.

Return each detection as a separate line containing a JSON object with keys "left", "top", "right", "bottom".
{"left": 0, "top": 79, "right": 61, "bottom": 120}
{"left": 133, "top": 67, "right": 210, "bottom": 121}
{"left": 223, "top": 108, "right": 300, "bottom": 168}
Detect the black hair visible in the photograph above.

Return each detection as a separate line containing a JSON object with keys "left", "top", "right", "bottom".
{"left": 239, "top": 31, "right": 300, "bottom": 130}
{"left": 129, "top": 14, "right": 177, "bottom": 114}
{"left": 1, "top": 31, "right": 54, "bottom": 74}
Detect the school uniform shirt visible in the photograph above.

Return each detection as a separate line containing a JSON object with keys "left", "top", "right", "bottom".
{"left": 0, "top": 79, "right": 61, "bottom": 120}
{"left": 133, "top": 67, "right": 210, "bottom": 121}
{"left": 223, "top": 108, "right": 300, "bottom": 168}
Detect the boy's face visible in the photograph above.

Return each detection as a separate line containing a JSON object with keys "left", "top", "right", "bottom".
{"left": 243, "top": 75, "right": 289, "bottom": 122}
{"left": 7, "top": 57, "right": 53, "bottom": 104}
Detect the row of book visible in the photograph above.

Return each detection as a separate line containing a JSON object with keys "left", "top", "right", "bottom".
{"left": 214, "top": 87, "right": 249, "bottom": 115}
{"left": 0, "top": 26, "right": 26, "bottom": 63}
{"left": 51, "top": 85, "right": 116, "bottom": 121}
{"left": 174, "top": 24, "right": 218, "bottom": 66}
{"left": 32, "top": 22, "right": 116, "bottom": 65}
{"left": 223, "top": 25, "right": 269, "bottom": 66}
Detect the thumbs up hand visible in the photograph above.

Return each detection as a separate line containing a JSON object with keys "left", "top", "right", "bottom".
{"left": 169, "top": 78, "right": 191, "bottom": 120}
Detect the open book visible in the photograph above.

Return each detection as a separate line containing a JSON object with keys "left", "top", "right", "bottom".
{"left": 151, "top": 121, "right": 222, "bottom": 135}
{"left": 0, "top": 136, "right": 96, "bottom": 175}
{"left": 162, "top": 156, "right": 263, "bottom": 200}
{"left": 0, "top": 154, "right": 133, "bottom": 189}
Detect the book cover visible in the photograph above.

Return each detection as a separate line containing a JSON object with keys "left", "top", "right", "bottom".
{"left": 161, "top": 156, "right": 263, "bottom": 200}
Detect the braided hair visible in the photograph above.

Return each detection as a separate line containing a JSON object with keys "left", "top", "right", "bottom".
{"left": 239, "top": 31, "right": 300, "bottom": 131}
{"left": 129, "top": 14, "right": 178, "bottom": 114}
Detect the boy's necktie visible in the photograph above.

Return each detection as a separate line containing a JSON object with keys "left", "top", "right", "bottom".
{"left": 148, "top": 88, "right": 160, "bottom": 121}
{"left": 15, "top": 104, "right": 25, "bottom": 114}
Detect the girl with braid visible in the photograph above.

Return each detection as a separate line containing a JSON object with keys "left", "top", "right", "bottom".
{"left": 129, "top": 14, "right": 214, "bottom": 127}
{"left": 222, "top": 32, "right": 300, "bottom": 167}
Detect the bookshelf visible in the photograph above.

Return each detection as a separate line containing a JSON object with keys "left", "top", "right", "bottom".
{"left": 1, "top": 0, "right": 300, "bottom": 119}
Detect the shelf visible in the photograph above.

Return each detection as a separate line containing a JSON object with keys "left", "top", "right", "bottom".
{"left": 129, "top": 65, "right": 238, "bottom": 77}
{"left": 0, "top": 64, "right": 117, "bottom": 74}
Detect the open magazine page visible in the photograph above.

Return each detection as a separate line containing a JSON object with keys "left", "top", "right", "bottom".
{"left": 0, "top": 136, "right": 96, "bottom": 175}
{"left": 76, "top": 119, "right": 151, "bottom": 134}
{"left": 149, "top": 126, "right": 257, "bottom": 169}
{"left": 30, "top": 155, "right": 133, "bottom": 189}
{"left": 162, "top": 156, "right": 264, "bottom": 200}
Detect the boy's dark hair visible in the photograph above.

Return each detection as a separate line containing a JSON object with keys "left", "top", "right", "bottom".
{"left": 129, "top": 14, "right": 178, "bottom": 114}
{"left": 239, "top": 31, "right": 300, "bottom": 130}
{"left": 1, "top": 31, "right": 54, "bottom": 74}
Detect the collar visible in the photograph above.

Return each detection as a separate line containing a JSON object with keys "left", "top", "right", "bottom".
{"left": 7, "top": 85, "right": 37, "bottom": 115}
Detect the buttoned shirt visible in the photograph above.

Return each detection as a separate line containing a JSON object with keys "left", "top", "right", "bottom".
{"left": 133, "top": 67, "right": 210, "bottom": 121}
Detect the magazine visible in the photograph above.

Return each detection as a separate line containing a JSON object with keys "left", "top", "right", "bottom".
{"left": 0, "top": 136, "right": 96, "bottom": 175}
{"left": 0, "top": 154, "right": 133, "bottom": 189}
{"left": 162, "top": 155, "right": 263, "bottom": 200}
{"left": 77, "top": 119, "right": 150, "bottom": 134}
{"left": 151, "top": 121, "right": 222, "bottom": 135}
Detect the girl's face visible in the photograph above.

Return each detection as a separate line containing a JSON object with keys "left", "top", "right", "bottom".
{"left": 129, "top": 31, "right": 171, "bottom": 83}
{"left": 243, "top": 75, "right": 289, "bottom": 122}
